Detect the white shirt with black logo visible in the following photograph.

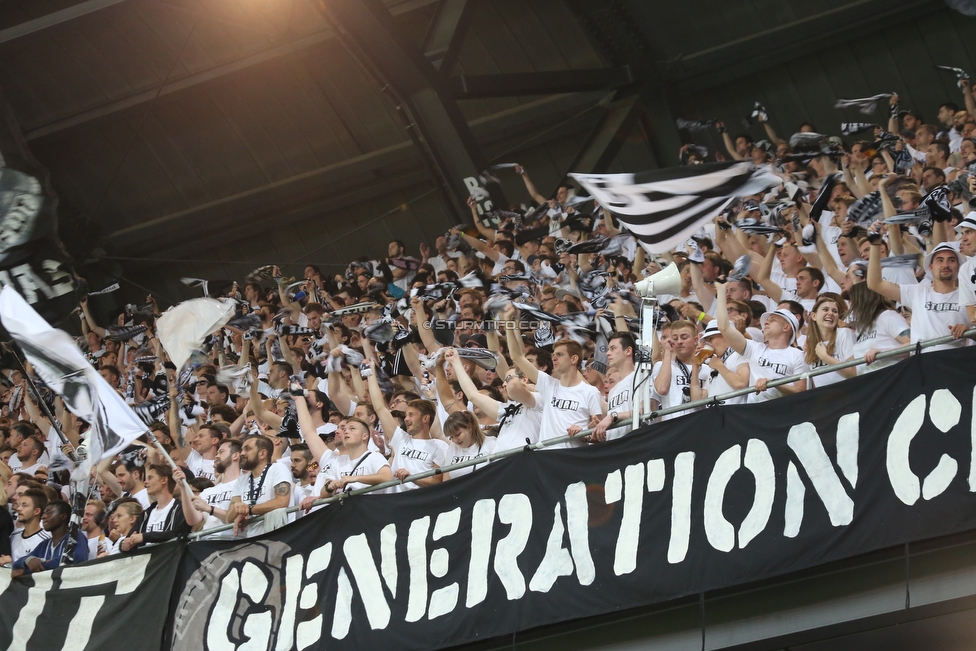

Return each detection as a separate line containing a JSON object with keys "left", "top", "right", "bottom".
{"left": 808, "top": 328, "right": 856, "bottom": 388}
{"left": 492, "top": 397, "right": 543, "bottom": 453}
{"left": 186, "top": 450, "right": 216, "bottom": 482}
{"left": 741, "top": 339, "right": 809, "bottom": 403}
{"left": 231, "top": 462, "right": 292, "bottom": 537}
{"left": 445, "top": 438, "right": 496, "bottom": 478}
{"left": 390, "top": 428, "right": 449, "bottom": 493}
{"left": 651, "top": 359, "right": 701, "bottom": 421}
{"left": 10, "top": 529, "right": 50, "bottom": 561}
{"left": 899, "top": 284, "right": 969, "bottom": 352}
{"left": 606, "top": 370, "right": 635, "bottom": 440}
{"left": 534, "top": 372, "right": 603, "bottom": 449}
{"left": 852, "top": 310, "right": 910, "bottom": 374}
{"left": 698, "top": 349, "right": 749, "bottom": 405}
{"left": 199, "top": 480, "right": 237, "bottom": 540}
{"left": 144, "top": 499, "right": 176, "bottom": 535}
{"left": 324, "top": 450, "right": 392, "bottom": 493}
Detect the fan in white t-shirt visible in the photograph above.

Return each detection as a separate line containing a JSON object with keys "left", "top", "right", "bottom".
{"left": 313, "top": 418, "right": 392, "bottom": 501}
{"left": 593, "top": 329, "right": 638, "bottom": 441}
{"left": 716, "top": 282, "right": 809, "bottom": 402}
{"left": 505, "top": 307, "right": 604, "bottom": 449}
{"left": 434, "top": 410, "right": 495, "bottom": 478}
{"left": 953, "top": 212, "right": 976, "bottom": 324}
{"left": 652, "top": 321, "right": 702, "bottom": 421}
{"left": 692, "top": 322, "right": 750, "bottom": 405}
{"left": 443, "top": 348, "right": 543, "bottom": 453}
{"left": 3, "top": 492, "right": 49, "bottom": 564}
{"left": 868, "top": 240, "right": 971, "bottom": 353}
{"left": 227, "top": 436, "right": 292, "bottom": 538}
{"left": 803, "top": 296, "right": 857, "bottom": 388}
{"left": 180, "top": 438, "right": 242, "bottom": 539}
{"left": 184, "top": 426, "right": 220, "bottom": 482}
{"left": 366, "top": 363, "right": 449, "bottom": 492}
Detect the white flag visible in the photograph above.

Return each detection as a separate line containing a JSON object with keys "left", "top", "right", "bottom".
{"left": 155, "top": 297, "right": 236, "bottom": 371}
{"left": 0, "top": 287, "right": 147, "bottom": 477}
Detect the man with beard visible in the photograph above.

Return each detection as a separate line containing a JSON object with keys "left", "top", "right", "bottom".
{"left": 226, "top": 436, "right": 291, "bottom": 537}
{"left": 180, "top": 439, "right": 241, "bottom": 539}
{"left": 289, "top": 445, "right": 314, "bottom": 520}
{"left": 112, "top": 460, "right": 150, "bottom": 509}
{"left": 868, "top": 240, "right": 970, "bottom": 352}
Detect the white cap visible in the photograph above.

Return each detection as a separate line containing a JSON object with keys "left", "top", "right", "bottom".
{"left": 759, "top": 309, "right": 799, "bottom": 345}
{"left": 955, "top": 211, "right": 976, "bottom": 234}
{"left": 924, "top": 240, "right": 962, "bottom": 269}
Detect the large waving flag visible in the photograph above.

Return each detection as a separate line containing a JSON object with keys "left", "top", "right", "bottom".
{"left": 0, "top": 286, "right": 147, "bottom": 478}
{"left": 571, "top": 161, "right": 781, "bottom": 253}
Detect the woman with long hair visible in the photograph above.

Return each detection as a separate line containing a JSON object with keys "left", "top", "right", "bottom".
{"left": 844, "top": 281, "right": 910, "bottom": 374}
{"left": 805, "top": 295, "right": 856, "bottom": 387}
{"left": 439, "top": 410, "right": 493, "bottom": 479}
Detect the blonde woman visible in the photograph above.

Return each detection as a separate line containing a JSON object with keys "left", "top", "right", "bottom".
{"left": 805, "top": 296, "right": 856, "bottom": 388}
{"left": 106, "top": 500, "right": 143, "bottom": 556}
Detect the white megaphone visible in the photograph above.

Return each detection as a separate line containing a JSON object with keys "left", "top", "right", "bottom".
{"left": 634, "top": 262, "right": 682, "bottom": 297}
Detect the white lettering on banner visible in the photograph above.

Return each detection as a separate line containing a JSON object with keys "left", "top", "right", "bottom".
{"left": 887, "top": 391, "right": 961, "bottom": 505}
{"left": 5, "top": 555, "right": 152, "bottom": 651}
{"left": 0, "top": 259, "right": 73, "bottom": 305}
{"left": 176, "top": 387, "right": 976, "bottom": 648}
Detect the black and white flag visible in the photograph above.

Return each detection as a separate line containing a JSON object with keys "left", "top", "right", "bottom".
{"left": 571, "top": 161, "right": 781, "bottom": 253}
{"left": 0, "top": 88, "right": 78, "bottom": 332}
{"left": 834, "top": 93, "right": 892, "bottom": 115}
{"left": 0, "top": 287, "right": 147, "bottom": 479}
{"left": 840, "top": 122, "right": 877, "bottom": 136}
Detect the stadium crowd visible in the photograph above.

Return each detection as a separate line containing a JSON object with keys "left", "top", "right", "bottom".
{"left": 1, "top": 76, "right": 976, "bottom": 572}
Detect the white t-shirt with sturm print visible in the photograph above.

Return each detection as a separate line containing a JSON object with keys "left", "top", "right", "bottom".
{"left": 535, "top": 371, "right": 603, "bottom": 449}
{"left": 606, "top": 370, "right": 635, "bottom": 440}
{"left": 652, "top": 359, "right": 699, "bottom": 420}
{"left": 492, "top": 397, "right": 543, "bottom": 453}
{"left": 741, "top": 339, "right": 809, "bottom": 403}
{"left": 899, "top": 284, "right": 969, "bottom": 352}
{"left": 390, "top": 428, "right": 449, "bottom": 493}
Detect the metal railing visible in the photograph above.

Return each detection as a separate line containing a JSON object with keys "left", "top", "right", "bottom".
{"left": 187, "top": 328, "right": 975, "bottom": 540}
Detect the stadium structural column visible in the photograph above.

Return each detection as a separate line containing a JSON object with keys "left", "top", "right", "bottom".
{"left": 314, "top": 0, "right": 505, "bottom": 223}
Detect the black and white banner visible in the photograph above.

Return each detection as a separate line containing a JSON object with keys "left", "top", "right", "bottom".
{"left": 572, "top": 162, "right": 781, "bottom": 253}
{"left": 0, "top": 86, "right": 78, "bottom": 331}
{"left": 8, "top": 349, "right": 976, "bottom": 650}
{"left": 0, "top": 542, "right": 181, "bottom": 651}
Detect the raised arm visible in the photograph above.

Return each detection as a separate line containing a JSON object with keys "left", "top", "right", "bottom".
{"left": 445, "top": 348, "right": 501, "bottom": 417}
{"left": 515, "top": 164, "right": 547, "bottom": 205}
{"left": 79, "top": 297, "right": 107, "bottom": 339}
{"left": 688, "top": 259, "right": 715, "bottom": 312}
{"left": 411, "top": 296, "right": 443, "bottom": 354}
{"left": 502, "top": 307, "right": 538, "bottom": 383}
{"left": 454, "top": 228, "right": 499, "bottom": 262}
{"left": 367, "top": 361, "right": 399, "bottom": 443}
{"left": 715, "top": 281, "right": 747, "bottom": 355}
{"left": 814, "top": 223, "right": 846, "bottom": 287}
{"left": 293, "top": 392, "right": 329, "bottom": 462}
{"left": 754, "top": 243, "right": 784, "bottom": 304}
{"left": 715, "top": 122, "right": 744, "bottom": 160}
{"left": 434, "top": 359, "right": 465, "bottom": 416}
{"left": 247, "top": 378, "right": 283, "bottom": 429}
{"left": 867, "top": 239, "right": 903, "bottom": 303}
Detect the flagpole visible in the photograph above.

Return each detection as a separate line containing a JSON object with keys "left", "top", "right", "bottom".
{"left": 8, "top": 346, "right": 75, "bottom": 456}
{"left": 144, "top": 429, "right": 195, "bottom": 499}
